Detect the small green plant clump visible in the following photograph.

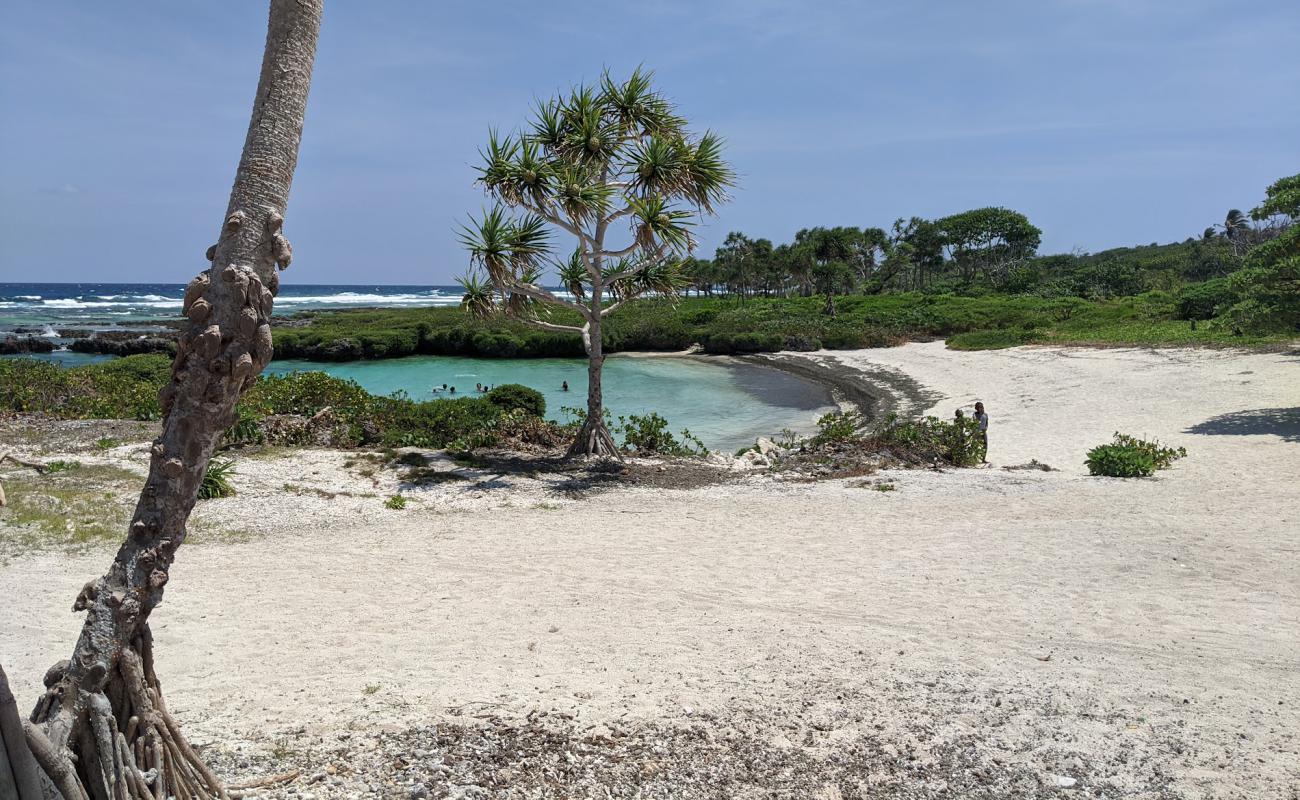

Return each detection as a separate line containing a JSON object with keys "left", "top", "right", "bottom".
{"left": 615, "top": 412, "right": 707, "bottom": 456}
{"left": 1085, "top": 432, "right": 1187, "bottom": 478}
{"left": 812, "top": 410, "right": 864, "bottom": 444}
{"left": 198, "top": 459, "right": 236, "bottom": 500}
{"left": 384, "top": 494, "right": 407, "bottom": 510}
{"left": 484, "top": 383, "right": 546, "bottom": 418}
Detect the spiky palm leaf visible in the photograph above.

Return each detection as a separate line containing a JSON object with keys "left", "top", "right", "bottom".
{"left": 680, "top": 131, "right": 733, "bottom": 212}
{"left": 629, "top": 195, "right": 696, "bottom": 254}
{"left": 497, "top": 139, "right": 555, "bottom": 207}
{"left": 629, "top": 135, "right": 687, "bottom": 197}
{"left": 506, "top": 265, "right": 543, "bottom": 317}
{"left": 554, "top": 164, "right": 613, "bottom": 223}
{"left": 507, "top": 214, "right": 551, "bottom": 270}
{"left": 599, "top": 66, "right": 681, "bottom": 137}
{"left": 633, "top": 259, "right": 688, "bottom": 299}
{"left": 601, "top": 259, "right": 634, "bottom": 301}
{"left": 457, "top": 273, "right": 495, "bottom": 318}
{"left": 461, "top": 208, "right": 551, "bottom": 287}
{"left": 557, "top": 250, "right": 589, "bottom": 301}
{"left": 459, "top": 206, "right": 516, "bottom": 284}
{"left": 530, "top": 100, "right": 566, "bottom": 150}
{"left": 476, "top": 129, "right": 518, "bottom": 191}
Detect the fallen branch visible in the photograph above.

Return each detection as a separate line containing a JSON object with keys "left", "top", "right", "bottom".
{"left": 0, "top": 451, "right": 50, "bottom": 508}
{"left": 227, "top": 769, "right": 300, "bottom": 797}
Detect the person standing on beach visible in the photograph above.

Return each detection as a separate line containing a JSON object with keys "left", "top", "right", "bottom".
{"left": 974, "top": 401, "right": 989, "bottom": 463}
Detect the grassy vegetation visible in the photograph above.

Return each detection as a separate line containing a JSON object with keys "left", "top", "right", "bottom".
{"left": 0, "top": 462, "right": 139, "bottom": 550}
{"left": 0, "top": 355, "right": 170, "bottom": 419}
{"left": 272, "top": 290, "right": 1292, "bottom": 361}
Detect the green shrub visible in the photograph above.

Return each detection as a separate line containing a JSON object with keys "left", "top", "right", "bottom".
{"left": 813, "top": 410, "right": 863, "bottom": 443}
{"left": 613, "top": 413, "right": 707, "bottom": 457}
{"left": 198, "top": 459, "right": 236, "bottom": 499}
{"left": 699, "top": 332, "right": 784, "bottom": 354}
{"left": 370, "top": 395, "right": 502, "bottom": 448}
{"left": 485, "top": 383, "right": 546, "bottom": 417}
{"left": 1085, "top": 432, "right": 1186, "bottom": 477}
{"left": 946, "top": 328, "right": 1040, "bottom": 350}
{"left": 615, "top": 412, "right": 707, "bottom": 456}
{"left": 1175, "top": 278, "right": 1236, "bottom": 321}
{"left": 385, "top": 494, "right": 407, "bottom": 510}
{"left": 877, "top": 414, "right": 984, "bottom": 467}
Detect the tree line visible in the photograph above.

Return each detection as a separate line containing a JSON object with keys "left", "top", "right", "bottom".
{"left": 680, "top": 207, "right": 1042, "bottom": 312}
{"left": 680, "top": 194, "right": 1295, "bottom": 330}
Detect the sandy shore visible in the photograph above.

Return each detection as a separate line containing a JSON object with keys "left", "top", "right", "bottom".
{"left": 2, "top": 342, "right": 1298, "bottom": 797}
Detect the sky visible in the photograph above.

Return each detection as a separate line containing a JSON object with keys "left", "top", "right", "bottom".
{"left": 1, "top": 0, "right": 1297, "bottom": 286}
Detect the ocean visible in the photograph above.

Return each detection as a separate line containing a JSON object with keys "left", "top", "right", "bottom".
{"left": 0, "top": 282, "right": 836, "bottom": 450}
{"left": 0, "top": 282, "right": 462, "bottom": 332}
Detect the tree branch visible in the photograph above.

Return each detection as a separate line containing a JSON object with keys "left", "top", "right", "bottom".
{"left": 518, "top": 199, "right": 589, "bottom": 242}
{"left": 498, "top": 278, "right": 590, "bottom": 317}
{"left": 515, "top": 317, "right": 586, "bottom": 335}
{"left": 595, "top": 241, "right": 639, "bottom": 259}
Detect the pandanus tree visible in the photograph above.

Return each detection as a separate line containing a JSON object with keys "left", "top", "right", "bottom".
{"left": 0, "top": 2, "right": 322, "bottom": 798}
{"left": 459, "top": 69, "right": 734, "bottom": 457}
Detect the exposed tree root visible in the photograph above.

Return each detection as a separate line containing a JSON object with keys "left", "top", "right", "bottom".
{"left": 27, "top": 626, "right": 228, "bottom": 800}
{"left": 566, "top": 416, "right": 622, "bottom": 459}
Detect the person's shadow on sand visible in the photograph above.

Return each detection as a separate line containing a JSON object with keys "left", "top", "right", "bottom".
{"left": 1185, "top": 407, "right": 1300, "bottom": 443}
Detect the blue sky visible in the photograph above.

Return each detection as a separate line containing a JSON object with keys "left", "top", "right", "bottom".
{"left": 1, "top": 0, "right": 1296, "bottom": 285}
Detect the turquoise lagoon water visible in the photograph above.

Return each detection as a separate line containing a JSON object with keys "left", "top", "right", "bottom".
{"left": 2, "top": 284, "right": 838, "bottom": 452}
{"left": 6, "top": 351, "right": 835, "bottom": 452}
{"left": 268, "top": 354, "right": 835, "bottom": 453}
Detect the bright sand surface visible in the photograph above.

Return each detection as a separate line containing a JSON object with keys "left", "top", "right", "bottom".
{"left": 2, "top": 342, "right": 1298, "bottom": 795}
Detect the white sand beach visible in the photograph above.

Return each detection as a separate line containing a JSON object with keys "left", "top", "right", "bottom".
{"left": 3, "top": 343, "right": 1298, "bottom": 797}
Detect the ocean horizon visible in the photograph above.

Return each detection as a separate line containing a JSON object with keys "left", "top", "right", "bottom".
{"left": 0, "top": 282, "right": 469, "bottom": 332}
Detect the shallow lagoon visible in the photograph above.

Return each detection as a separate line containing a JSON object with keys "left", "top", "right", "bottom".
{"left": 6, "top": 349, "right": 838, "bottom": 452}
{"left": 268, "top": 354, "right": 836, "bottom": 453}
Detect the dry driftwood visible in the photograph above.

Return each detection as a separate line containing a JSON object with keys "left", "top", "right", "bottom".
{"left": 0, "top": 451, "right": 50, "bottom": 508}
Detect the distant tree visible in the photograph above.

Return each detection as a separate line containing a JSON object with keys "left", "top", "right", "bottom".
{"left": 1220, "top": 174, "right": 1300, "bottom": 332}
{"left": 714, "top": 232, "right": 766, "bottom": 302}
{"left": 937, "top": 207, "right": 1042, "bottom": 284}
{"left": 795, "top": 227, "right": 862, "bottom": 315}
{"left": 459, "top": 69, "right": 733, "bottom": 456}
{"left": 892, "top": 216, "right": 944, "bottom": 290}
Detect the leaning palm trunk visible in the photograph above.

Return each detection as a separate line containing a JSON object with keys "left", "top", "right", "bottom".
{"left": 24, "top": 3, "right": 322, "bottom": 798}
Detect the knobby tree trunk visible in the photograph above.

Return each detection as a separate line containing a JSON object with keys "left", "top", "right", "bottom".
{"left": 567, "top": 299, "right": 619, "bottom": 458}
{"left": 25, "top": 2, "right": 322, "bottom": 798}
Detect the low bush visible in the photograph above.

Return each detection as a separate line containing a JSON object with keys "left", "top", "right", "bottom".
{"left": 946, "top": 328, "right": 1040, "bottom": 350}
{"left": 812, "top": 410, "right": 863, "bottom": 444}
{"left": 0, "top": 354, "right": 169, "bottom": 420}
{"left": 615, "top": 412, "right": 707, "bottom": 456}
{"left": 1175, "top": 278, "right": 1237, "bottom": 321}
{"left": 485, "top": 383, "right": 546, "bottom": 417}
{"left": 1085, "top": 432, "right": 1187, "bottom": 477}
{"left": 875, "top": 414, "right": 984, "bottom": 467}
